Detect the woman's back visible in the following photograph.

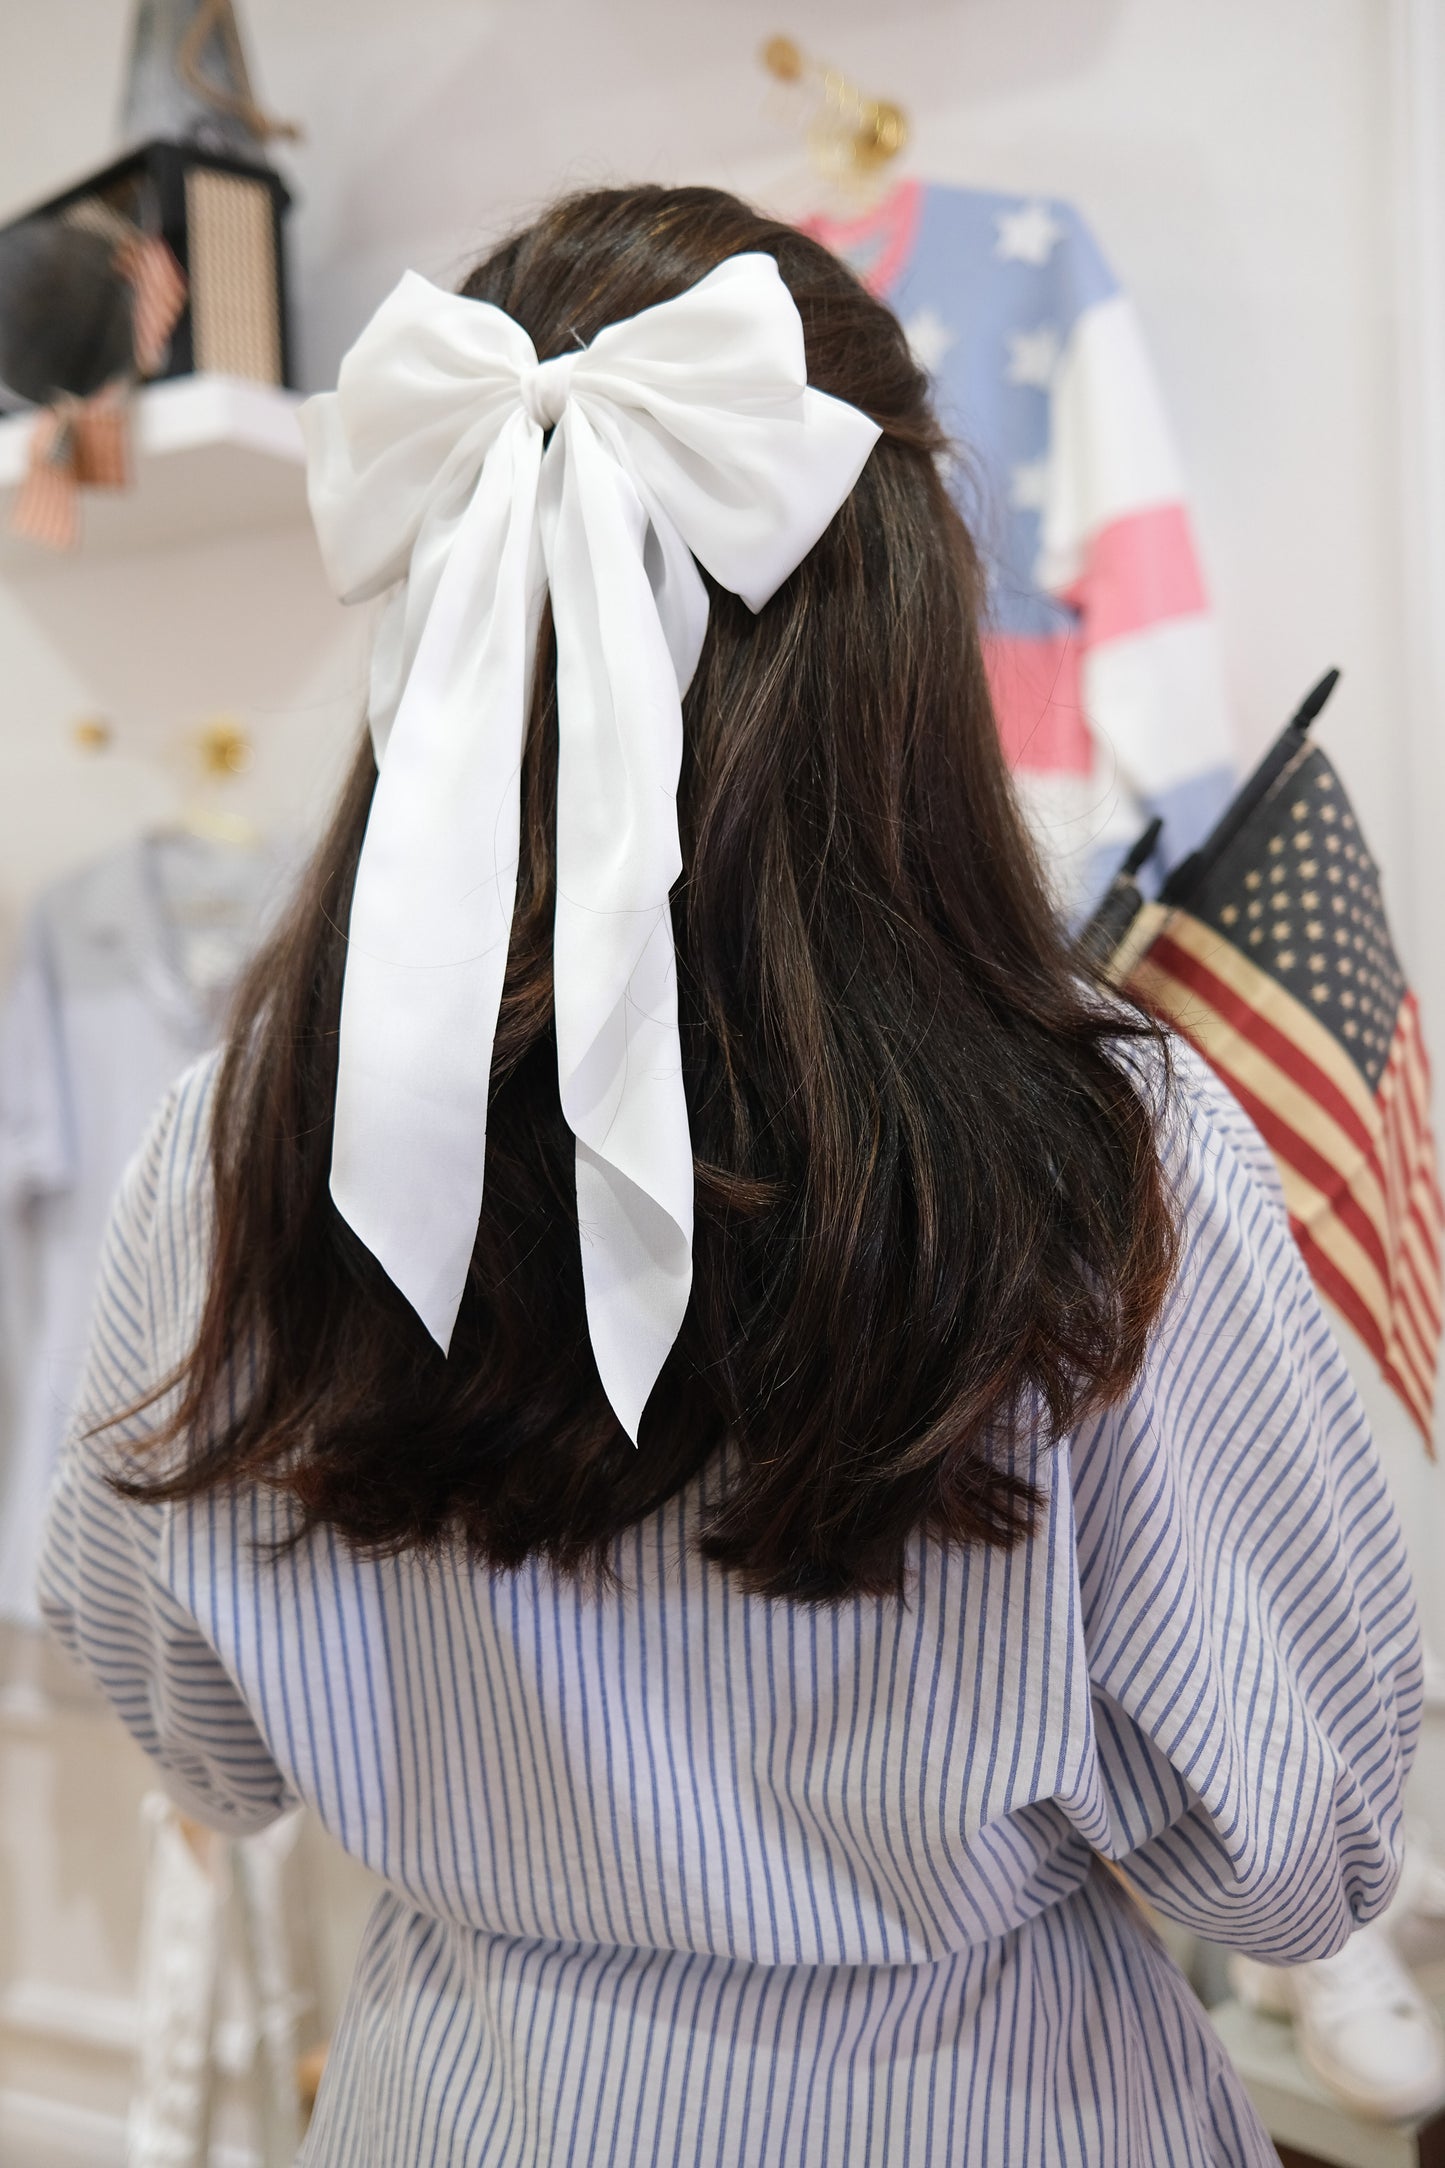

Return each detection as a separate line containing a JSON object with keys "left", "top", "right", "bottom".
{"left": 41, "top": 1043, "right": 1420, "bottom": 2164}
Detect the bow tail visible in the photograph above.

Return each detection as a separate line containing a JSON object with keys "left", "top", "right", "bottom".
{"left": 546, "top": 413, "right": 697, "bottom": 1443}
{"left": 331, "top": 413, "right": 545, "bottom": 1349}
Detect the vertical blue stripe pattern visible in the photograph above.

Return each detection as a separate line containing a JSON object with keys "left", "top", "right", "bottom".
{"left": 38, "top": 1043, "right": 1422, "bottom": 2165}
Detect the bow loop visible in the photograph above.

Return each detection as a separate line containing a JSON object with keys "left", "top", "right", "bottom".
{"left": 521, "top": 352, "right": 579, "bottom": 430}
{"left": 302, "top": 253, "right": 880, "bottom": 1440}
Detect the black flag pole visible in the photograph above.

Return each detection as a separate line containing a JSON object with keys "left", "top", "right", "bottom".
{"left": 1118, "top": 815, "right": 1164, "bottom": 881}
{"left": 1290, "top": 666, "right": 1342, "bottom": 733}
{"left": 1159, "top": 668, "right": 1342, "bottom": 911}
{"left": 1073, "top": 816, "right": 1163, "bottom": 976}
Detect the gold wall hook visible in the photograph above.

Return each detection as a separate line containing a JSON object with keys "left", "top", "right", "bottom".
{"left": 196, "top": 713, "right": 252, "bottom": 778}
{"left": 856, "top": 100, "right": 908, "bottom": 172}
{"left": 71, "top": 714, "right": 114, "bottom": 754}
{"left": 761, "top": 34, "right": 804, "bottom": 84}
{"left": 761, "top": 35, "right": 909, "bottom": 179}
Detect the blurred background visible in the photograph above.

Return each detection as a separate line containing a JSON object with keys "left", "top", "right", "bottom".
{"left": 0, "top": 2, "right": 1443, "bottom": 2162}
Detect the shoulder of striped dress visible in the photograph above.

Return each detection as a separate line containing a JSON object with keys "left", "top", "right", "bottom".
{"left": 1099, "top": 1019, "right": 1285, "bottom": 1227}
{"left": 1153, "top": 1031, "right": 1291, "bottom": 1234}
{"left": 110, "top": 1048, "right": 226, "bottom": 1323}
{"left": 144, "top": 1045, "right": 223, "bottom": 1208}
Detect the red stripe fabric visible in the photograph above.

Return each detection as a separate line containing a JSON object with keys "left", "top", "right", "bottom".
{"left": 1145, "top": 938, "right": 1442, "bottom": 1443}
{"left": 1387, "top": 1329, "right": 1431, "bottom": 1428}
{"left": 1298, "top": 1214, "right": 1429, "bottom": 1435}
{"left": 1148, "top": 948, "right": 1394, "bottom": 1282}
{"left": 1384, "top": 1356, "right": 1432, "bottom": 1437}
{"left": 9, "top": 414, "right": 79, "bottom": 551}
{"left": 1190, "top": 1045, "right": 1392, "bottom": 1291}
{"left": 1408, "top": 1189, "right": 1444, "bottom": 1287}
{"left": 799, "top": 179, "right": 923, "bottom": 301}
{"left": 1152, "top": 932, "right": 1381, "bottom": 1166}
{"left": 1395, "top": 1250, "right": 1440, "bottom": 1377}
{"left": 1290, "top": 1218, "right": 1389, "bottom": 1367}
{"left": 1062, "top": 502, "right": 1210, "bottom": 648}
{"left": 982, "top": 633, "right": 1092, "bottom": 777}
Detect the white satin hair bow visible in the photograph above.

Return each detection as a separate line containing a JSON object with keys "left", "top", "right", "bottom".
{"left": 301, "top": 252, "right": 880, "bottom": 1440}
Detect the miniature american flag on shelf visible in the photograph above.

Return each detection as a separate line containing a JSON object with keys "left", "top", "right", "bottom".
{"left": 1081, "top": 671, "right": 1444, "bottom": 1442}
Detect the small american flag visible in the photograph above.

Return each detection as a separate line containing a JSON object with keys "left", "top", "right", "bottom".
{"left": 10, "top": 388, "right": 131, "bottom": 551}
{"left": 1084, "top": 672, "right": 1444, "bottom": 1443}
{"left": 113, "top": 230, "right": 187, "bottom": 379}
{"left": 8, "top": 224, "right": 184, "bottom": 552}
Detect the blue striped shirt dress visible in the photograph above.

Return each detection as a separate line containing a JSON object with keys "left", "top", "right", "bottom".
{"left": 38, "top": 1041, "right": 1422, "bottom": 2165}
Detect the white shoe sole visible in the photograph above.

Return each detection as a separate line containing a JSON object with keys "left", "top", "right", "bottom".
{"left": 1294, "top": 2032, "right": 1445, "bottom": 2126}
{"left": 1230, "top": 1954, "right": 1445, "bottom": 2122}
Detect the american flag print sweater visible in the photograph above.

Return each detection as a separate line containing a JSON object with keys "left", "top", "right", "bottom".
{"left": 805, "top": 180, "right": 1237, "bottom": 916}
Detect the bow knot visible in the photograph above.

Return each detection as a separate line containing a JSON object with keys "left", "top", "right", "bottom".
{"left": 301, "top": 255, "right": 880, "bottom": 1440}
{"left": 520, "top": 351, "right": 579, "bottom": 429}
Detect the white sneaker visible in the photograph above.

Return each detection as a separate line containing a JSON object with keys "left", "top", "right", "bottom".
{"left": 1231, "top": 1923, "right": 1445, "bottom": 2123}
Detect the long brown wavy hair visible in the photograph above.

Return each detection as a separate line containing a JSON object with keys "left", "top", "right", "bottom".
{"left": 119, "top": 184, "right": 1177, "bottom": 1600}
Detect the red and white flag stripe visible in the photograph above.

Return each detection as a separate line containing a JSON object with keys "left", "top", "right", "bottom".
{"left": 1130, "top": 909, "right": 1443, "bottom": 1443}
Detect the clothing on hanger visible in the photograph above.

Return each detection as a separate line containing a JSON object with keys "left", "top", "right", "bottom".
{"left": 804, "top": 179, "right": 1236, "bottom": 915}
{"left": 0, "top": 830, "right": 288, "bottom": 1627}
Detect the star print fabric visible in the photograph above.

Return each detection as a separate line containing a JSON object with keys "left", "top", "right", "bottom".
{"left": 803, "top": 181, "right": 1237, "bottom": 915}
{"left": 1206, "top": 761, "right": 1406, "bottom": 1089}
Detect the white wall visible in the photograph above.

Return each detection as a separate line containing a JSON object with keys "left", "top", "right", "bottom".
{"left": 0, "top": 0, "right": 1421, "bottom": 919}
{"left": 0, "top": 0, "right": 1440, "bottom": 2151}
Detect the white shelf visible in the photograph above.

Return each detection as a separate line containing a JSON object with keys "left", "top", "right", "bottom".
{"left": 0, "top": 374, "right": 309, "bottom": 572}
{"left": 1210, "top": 1996, "right": 1444, "bottom": 2165}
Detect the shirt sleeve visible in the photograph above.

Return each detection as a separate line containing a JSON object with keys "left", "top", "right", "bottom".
{"left": 1063, "top": 1046, "right": 1423, "bottom": 1961}
{"left": 0, "top": 905, "right": 73, "bottom": 1208}
{"left": 37, "top": 1072, "right": 297, "bottom": 1838}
